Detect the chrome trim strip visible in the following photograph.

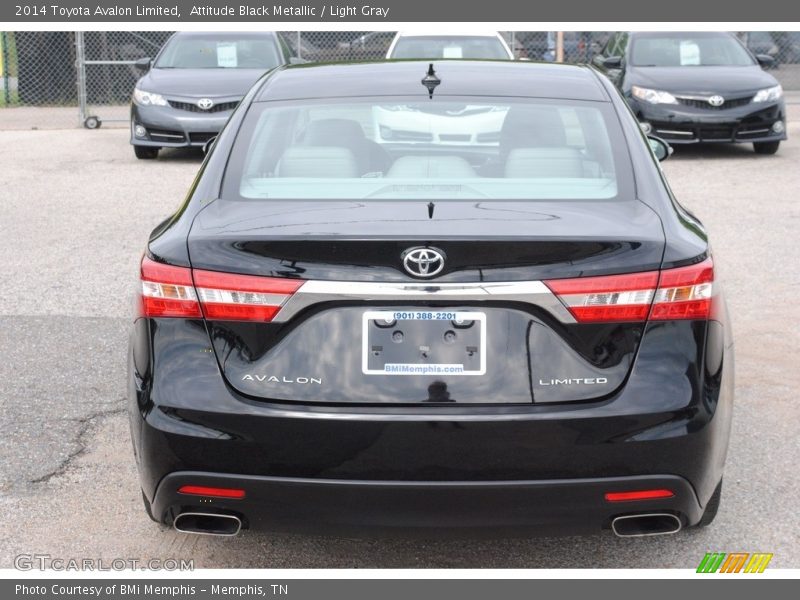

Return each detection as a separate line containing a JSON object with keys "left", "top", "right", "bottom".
{"left": 273, "top": 280, "right": 576, "bottom": 323}
{"left": 655, "top": 129, "right": 694, "bottom": 136}
{"left": 149, "top": 132, "right": 184, "bottom": 140}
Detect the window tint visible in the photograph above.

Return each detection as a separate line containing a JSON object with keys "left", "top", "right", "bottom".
{"left": 223, "top": 98, "right": 632, "bottom": 202}
{"left": 156, "top": 34, "right": 281, "bottom": 69}
{"left": 390, "top": 36, "right": 510, "bottom": 59}
{"left": 630, "top": 33, "right": 755, "bottom": 67}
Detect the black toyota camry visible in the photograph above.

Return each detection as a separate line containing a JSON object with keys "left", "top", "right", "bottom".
{"left": 129, "top": 60, "right": 734, "bottom": 538}
{"left": 594, "top": 31, "right": 787, "bottom": 154}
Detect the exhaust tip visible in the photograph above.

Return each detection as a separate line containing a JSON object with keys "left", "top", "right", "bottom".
{"left": 611, "top": 513, "right": 682, "bottom": 538}
{"left": 173, "top": 512, "right": 242, "bottom": 537}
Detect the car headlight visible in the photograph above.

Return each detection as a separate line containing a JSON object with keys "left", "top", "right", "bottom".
{"left": 752, "top": 85, "right": 783, "bottom": 103}
{"left": 631, "top": 85, "right": 678, "bottom": 105}
{"left": 132, "top": 88, "right": 168, "bottom": 107}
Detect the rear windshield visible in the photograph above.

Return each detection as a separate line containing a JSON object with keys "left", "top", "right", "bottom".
{"left": 156, "top": 34, "right": 281, "bottom": 69}
{"left": 390, "top": 36, "right": 510, "bottom": 59}
{"left": 223, "top": 97, "right": 632, "bottom": 202}
{"left": 630, "top": 33, "right": 755, "bottom": 67}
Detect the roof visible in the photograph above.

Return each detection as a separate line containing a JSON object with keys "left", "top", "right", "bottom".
{"left": 169, "top": 31, "right": 278, "bottom": 39}
{"left": 254, "top": 60, "right": 609, "bottom": 103}
{"left": 394, "top": 31, "right": 505, "bottom": 38}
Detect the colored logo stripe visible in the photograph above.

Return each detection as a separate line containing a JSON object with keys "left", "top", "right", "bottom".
{"left": 697, "top": 552, "right": 773, "bottom": 573}
{"left": 744, "top": 553, "right": 773, "bottom": 573}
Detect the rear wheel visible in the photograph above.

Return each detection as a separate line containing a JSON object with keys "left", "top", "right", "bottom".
{"left": 695, "top": 480, "right": 722, "bottom": 527}
{"left": 134, "top": 145, "right": 159, "bottom": 160}
{"left": 753, "top": 141, "right": 780, "bottom": 155}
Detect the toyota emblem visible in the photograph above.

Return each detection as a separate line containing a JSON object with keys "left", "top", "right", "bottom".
{"left": 197, "top": 98, "right": 214, "bottom": 110}
{"left": 402, "top": 247, "right": 445, "bottom": 278}
{"left": 708, "top": 95, "right": 725, "bottom": 107}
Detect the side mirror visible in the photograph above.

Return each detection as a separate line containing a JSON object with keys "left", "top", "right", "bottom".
{"left": 755, "top": 54, "right": 774, "bottom": 67}
{"left": 602, "top": 56, "right": 623, "bottom": 69}
{"left": 133, "top": 57, "right": 152, "bottom": 72}
{"left": 289, "top": 56, "right": 308, "bottom": 65}
{"left": 202, "top": 136, "right": 217, "bottom": 156}
{"left": 647, "top": 135, "right": 672, "bottom": 162}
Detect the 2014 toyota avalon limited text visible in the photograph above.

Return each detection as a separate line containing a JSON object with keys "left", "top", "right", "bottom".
{"left": 129, "top": 60, "right": 734, "bottom": 538}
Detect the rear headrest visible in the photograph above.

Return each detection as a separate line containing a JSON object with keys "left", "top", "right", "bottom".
{"left": 386, "top": 156, "right": 477, "bottom": 178}
{"left": 504, "top": 147, "right": 586, "bottom": 178}
{"left": 500, "top": 107, "right": 567, "bottom": 154}
{"left": 276, "top": 146, "right": 359, "bottom": 178}
{"left": 305, "top": 119, "right": 367, "bottom": 146}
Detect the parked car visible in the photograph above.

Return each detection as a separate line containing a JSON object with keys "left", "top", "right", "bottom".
{"left": 594, "top": 31, "right": 787, "bottom": 154}
{"left": 130, "top": 31, "right": 293, "bottom": 160}
{"left": 386, "top": 31, "right": 514, "bottom": 60}
{"left": 130, "top": 59, "right": 733, "bottom": 538}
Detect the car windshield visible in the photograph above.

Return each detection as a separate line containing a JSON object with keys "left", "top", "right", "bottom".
{"left": 224, "top": 97, "right": 631, "bottom": 202}
{"left": 155, "top": 34, "right": 281, "bottom": 69}
{"left": 390, "top": 36, "right": 510, "bottom": 59}
{"left": 630, "top": 33, "right": 755, "bottom": 67}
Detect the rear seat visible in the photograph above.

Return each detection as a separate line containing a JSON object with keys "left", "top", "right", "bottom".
{"left": 386, "top": 156, "right": 477, "bottom": 178}
{"left": 504, "top": 147, "right": 601, "bottom": 178}
{"left": 276, "top": 147, "right": 360, "bottom": 178}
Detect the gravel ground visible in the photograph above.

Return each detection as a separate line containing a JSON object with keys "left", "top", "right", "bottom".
{"left": 0, "top": 122, "right": 798, "bottom": 569}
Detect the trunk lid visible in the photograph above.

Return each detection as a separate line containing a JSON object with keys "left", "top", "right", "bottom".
{"left": 187, "top": 198, "right": 665, "bottom": 405}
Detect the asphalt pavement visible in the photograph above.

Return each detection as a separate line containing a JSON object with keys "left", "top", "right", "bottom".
{"left": 0, "top": 122, "right": 798, "bottom": 568}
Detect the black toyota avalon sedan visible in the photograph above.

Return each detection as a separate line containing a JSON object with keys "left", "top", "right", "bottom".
{"left": 129, "top": 60, "right": 734, "bottom": 538}
{"left": 130, "top": 31, "right": 292, "bottom": 160}
{"left": 594, "top": 31, "right": 786, "bottom": 154}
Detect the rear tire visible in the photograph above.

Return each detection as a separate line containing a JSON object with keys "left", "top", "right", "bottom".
{"left": 695, "top": 480, "right": 722, "bottom": 527}
{"left": 753, "top": 141, "right": 780, "bottom": 155}
{"left": 134, "top": 145, "right": 159, "bottom": 160}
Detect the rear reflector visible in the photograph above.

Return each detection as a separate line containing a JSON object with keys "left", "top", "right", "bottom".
{"left": 177, "top": 485, "right": 246, "bottom": 499}
{"left": 545, "top": 258, "right": 714, "bottom": 323}
{"left": 193, "top": 269, "right": 304, "bottom": 322}
{"left": 605, "top": 489, "right": 675, "bottom": 502}
{"left": 140, "top": 257, "right": 202, "bottom": 318}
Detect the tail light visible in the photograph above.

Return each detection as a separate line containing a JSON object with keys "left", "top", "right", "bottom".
{"left": 650, "top": 259, "right": 714, "bottom": 320}
{"left": 140, "top": 257, "right": 202, "bottom": 318}
{"left": 193, "top": 269, "right": 303, "bottom": 322}
{"left": 138, "top": 256, "right": 303, "bottom": 321}
{"left": 545, "top": 258, "right": 714, "bottom": 323}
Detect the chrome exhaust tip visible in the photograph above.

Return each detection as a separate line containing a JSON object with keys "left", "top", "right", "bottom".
{"left": 611, "top": 513, "right": 682, "bottom": 538}
{"left": 173, "top": 512, "right": 242, "bottom": 537}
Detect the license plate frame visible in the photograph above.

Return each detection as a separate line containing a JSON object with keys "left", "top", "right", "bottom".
{"left": 361, "top": 310, "right": 486, "bottom": 376}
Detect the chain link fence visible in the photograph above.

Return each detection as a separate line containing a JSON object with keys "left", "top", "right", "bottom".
{"left": 2, "top": 31, "right": 799, "bottom": 130}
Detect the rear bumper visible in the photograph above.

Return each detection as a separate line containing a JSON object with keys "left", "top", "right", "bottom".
{"left": 152, "top": 471, "right": 703, "bottom": 537}
{"left": 129, "top": 316, "right": 734, "bottom": 536}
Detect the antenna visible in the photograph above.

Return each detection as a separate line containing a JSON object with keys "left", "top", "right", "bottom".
{"left": 421, "top": 63, "right": 441, "bottom": 99}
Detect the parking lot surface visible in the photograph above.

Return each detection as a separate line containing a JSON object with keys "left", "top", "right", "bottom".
{"left": 1, "top": 119, "right": 799, "bottom": 568}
